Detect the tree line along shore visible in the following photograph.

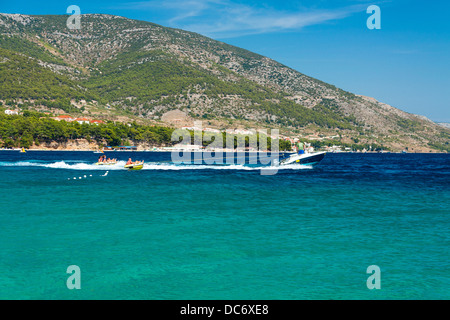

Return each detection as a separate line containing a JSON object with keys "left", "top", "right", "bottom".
{"left": 0, "top": 110, "right": 299, "bottom": 151}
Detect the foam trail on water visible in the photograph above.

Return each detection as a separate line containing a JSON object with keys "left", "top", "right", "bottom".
{"left": 0, "top": 161, "right": 313, "bottom": 171}
{"left": 0, "top": 160, "right": 126, "bottom": 170}
{"left": 140, "top": 163, "right": 312, "bottom": 171}
{"left": 44, "top": 161, "right": 127, "bottom": 170}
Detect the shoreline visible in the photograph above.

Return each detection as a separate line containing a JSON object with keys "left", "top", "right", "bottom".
{"left": 1, "top": 148, "right": 447, "bottom": 154}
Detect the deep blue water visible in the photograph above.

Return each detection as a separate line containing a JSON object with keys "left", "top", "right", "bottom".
{"left": 0, "top": 151, "right": 449, "bottom": 299}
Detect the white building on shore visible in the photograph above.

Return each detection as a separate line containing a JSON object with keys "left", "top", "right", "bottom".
{"left": 4, "top": 109, "right": 18, "bottom": 115}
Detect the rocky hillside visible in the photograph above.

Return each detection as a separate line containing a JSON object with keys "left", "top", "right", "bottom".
{"left": 0, "top": 13, "right": 448, "bottom": 152}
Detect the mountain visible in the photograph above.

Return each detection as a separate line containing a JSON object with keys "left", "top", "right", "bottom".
{"left": 0, "top": 13, "right": 448, "bottom": 152}
{"left": 437, "top": 122, "right": 450, "bottom": 129}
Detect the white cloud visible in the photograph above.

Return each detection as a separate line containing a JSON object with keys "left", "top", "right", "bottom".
{"left": 119, "top": 0, "right": 368, "bottom": 38}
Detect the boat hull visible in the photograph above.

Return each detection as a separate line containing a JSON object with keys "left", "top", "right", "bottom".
{"left": 124, "top": 163, "right": 144, "bottom": 170}
{"left": 279, "top": 151, "right": 326, "bottom": 166}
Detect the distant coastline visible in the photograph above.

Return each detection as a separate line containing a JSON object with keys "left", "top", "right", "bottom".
{"left": 1, "top": 146, "right": 446, "bottom": 154}
{"left": 1, "top": 110, "right": 447, "bottom": 153}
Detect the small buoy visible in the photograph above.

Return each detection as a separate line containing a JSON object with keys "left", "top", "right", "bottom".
{"left": 73, "top": 177, "right": 77, "bottom": 180}
{"left": 89, "top": 175, "right": 92, "bottom": 177}
{"left": 84, "top": 175, "right": 87, "bottom": 178}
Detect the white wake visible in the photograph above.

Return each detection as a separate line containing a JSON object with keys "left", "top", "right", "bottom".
{"left": 0, "top": 161, "right": 313, "bottom": 171}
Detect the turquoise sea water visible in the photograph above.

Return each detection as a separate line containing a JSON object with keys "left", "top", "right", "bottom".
{"left": 0, "top": 151, "right": 448, "bottom": 299}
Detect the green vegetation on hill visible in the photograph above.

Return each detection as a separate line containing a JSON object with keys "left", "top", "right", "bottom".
{"left": 0, "top": 111, "right": 174, "bottom": 148}
{"left": 83, "top": 49, "right": 359, "bottom": 129}
{"left": 427, "top": 141, "right": 450, "bottom": 153}
{"left": 85, "top": 50, "right": 214, "bottom": 103}
{"left": 0, "top": 48, "right": 92, "bottom": 102}
{"left": 0, "top": 35, "right": 66, "bottom": 65}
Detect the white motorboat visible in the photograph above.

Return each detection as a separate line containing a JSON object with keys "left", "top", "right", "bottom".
{"left": 279, "top": 151, "right": 326, "bottom": 166}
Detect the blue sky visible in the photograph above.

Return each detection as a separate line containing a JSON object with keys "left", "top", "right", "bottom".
{"left": 2, "top": 0, "right": 449, "bottom": 122}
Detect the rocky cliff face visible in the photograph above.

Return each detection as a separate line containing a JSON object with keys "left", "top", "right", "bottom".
{"left": 0, "top": 13, "right": 448, "bottom": 152}
{"left": 30, "top": 139, "right": 99, "bottom": 151}
{"left": 27, "top": 139, "right": 154, "bottom": 151}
